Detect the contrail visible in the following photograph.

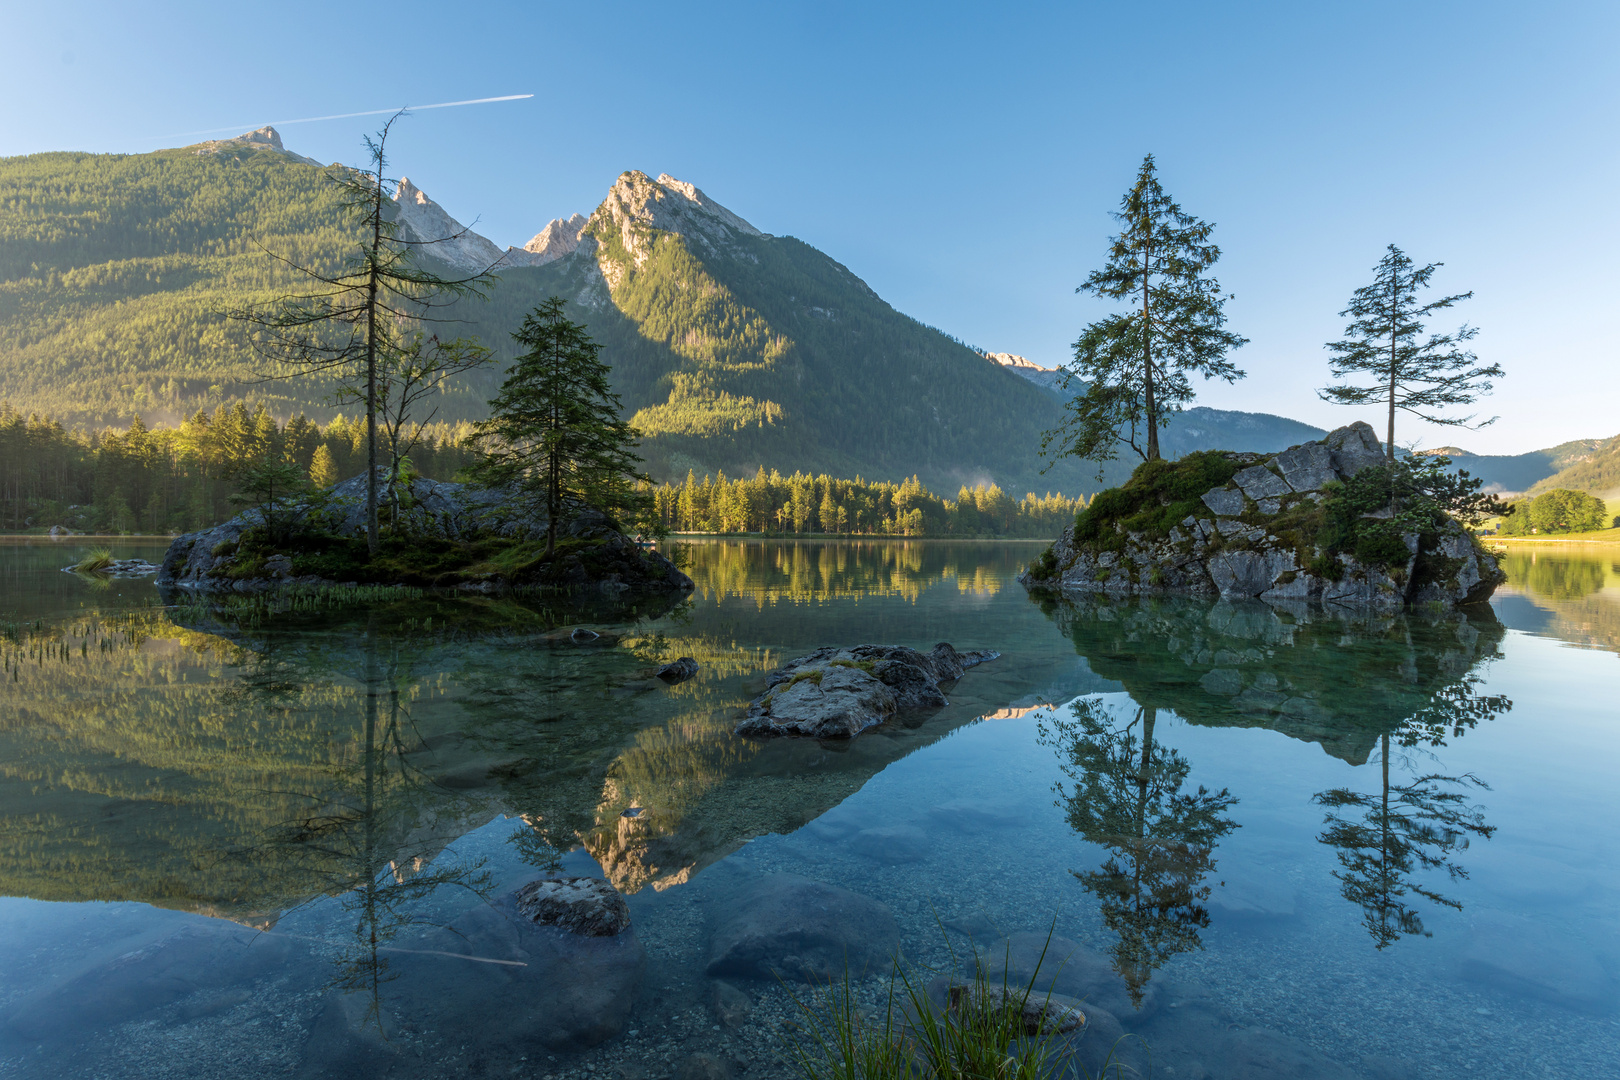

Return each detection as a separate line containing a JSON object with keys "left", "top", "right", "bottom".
{"left": 168, "top": 94, "right": 533, "bottom": 139}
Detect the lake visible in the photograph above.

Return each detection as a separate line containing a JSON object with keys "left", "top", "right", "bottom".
{"left": 0, "top": 537, "right": 1616, "bottom": 1079}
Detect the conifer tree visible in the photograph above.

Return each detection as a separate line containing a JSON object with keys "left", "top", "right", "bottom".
{"left": 309, "top": 444, "right": 339, "bottom": 488}
{"left": 1044, "top": 155, "right": 1247, "bottom": 472}
{"left": 468, "top": 298, "right": 649, "bottom": 555}
{"left": 1320, "top": 245, "right": 1502, "bottom": 460}
{"left": 228, "top": 112, "right": 497, "bottom": 553}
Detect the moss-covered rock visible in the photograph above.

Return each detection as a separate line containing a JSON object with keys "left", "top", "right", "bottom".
{"left": 157, "top": 474, "right": 692, "bottom": 596}
{"left": 1021, "top": 422, "right": 1504, "bottom": 610}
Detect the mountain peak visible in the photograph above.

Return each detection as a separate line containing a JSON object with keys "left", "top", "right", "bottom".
{"left": 391, "top": 177, "right": 507, "bottom": 272}
{"left": 592, "top": 170, "right": 764, "bottom": 252}
{"left": 514, "top": 213, "right": 591, "bottom": 267}
{"left": 191, "top": 125, "right": 321, "bottom": 166}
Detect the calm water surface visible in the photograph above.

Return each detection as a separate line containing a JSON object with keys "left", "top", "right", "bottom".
{"left": 0, "top": 537, "right": 1616, "bottom": 1079}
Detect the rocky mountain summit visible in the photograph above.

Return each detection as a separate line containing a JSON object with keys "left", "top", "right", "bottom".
{"left": 191, "top": 126, "right": 322, "bottom": 167}
{"left": 1021, "top": 422, "right": 1505, "bottom": 609}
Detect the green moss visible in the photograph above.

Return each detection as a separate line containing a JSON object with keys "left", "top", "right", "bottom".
{"left": 829, "top": 658, "right": 877, "bottom": 673}
{"left": 210, "top": 539, "right": 238, "bottom": 557}
{"left": 1072, "top": 452, "right": 1243, "bottom": 553}
{"left": 787, "top": 669, "right": 825, "bottom": 688}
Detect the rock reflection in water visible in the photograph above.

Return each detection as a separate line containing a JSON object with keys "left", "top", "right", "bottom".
{"left": 1039, "top": 700, "right": 1238, "bottom": 1007}
{"left": 1041, "top": 592, "right": 1512, "bottom": 957}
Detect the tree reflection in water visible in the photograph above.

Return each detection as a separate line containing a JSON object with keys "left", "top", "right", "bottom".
{"left": 1041, "top": 594, "right": 1516, "bottom": 961}
{"left": 238, "top": 628, "right": 495, "bottom": 1030}
{"left": 1040, "top": 698, "right": 1238, "bottom": 1006}
{"left": 1313, "top": 670, "right": 1510, "bottom": 950}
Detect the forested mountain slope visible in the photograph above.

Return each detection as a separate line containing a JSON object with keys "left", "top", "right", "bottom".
{"left": 3, "top": 130, "right": 1497, "bottom": 495}
{"left": 1524, "top": 435, "right": 1620, "bottom": 499}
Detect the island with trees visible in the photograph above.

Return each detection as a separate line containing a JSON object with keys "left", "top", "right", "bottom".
{"left": 1023, "top": 157, "right": 1508, "bottom": 609}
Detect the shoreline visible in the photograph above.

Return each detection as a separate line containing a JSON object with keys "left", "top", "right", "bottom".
{"left": 1486, "top": 533, "right": 1620, "bottom": 547}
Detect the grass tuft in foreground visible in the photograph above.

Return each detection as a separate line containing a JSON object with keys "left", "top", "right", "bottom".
{"left": 785, "top": 930, "right": 1138, "bottom": 1080}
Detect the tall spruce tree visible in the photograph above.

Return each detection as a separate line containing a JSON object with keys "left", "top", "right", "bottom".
{"left": 229, "top": 112, "right": 496, "bottom": 553}
{"left": 1044, "top": 155, "right": 1247, "bottom": 472}
{"left": 468, "top": 298, "right": 649, "bottom": 555}
{"left": 1320, "top": 245, "right": 1502, "bottom": 461}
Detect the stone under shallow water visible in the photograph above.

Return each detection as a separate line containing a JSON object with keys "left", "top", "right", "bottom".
{"left": 356, "top": 884, "right": 647, "bottom": 1053}
{"left": 705, "top": 872, "right": 900, "bottom": 981}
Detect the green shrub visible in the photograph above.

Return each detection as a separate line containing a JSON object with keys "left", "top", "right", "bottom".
{"left": 1071, "top": 452, "right": 1242, "bottom": 552}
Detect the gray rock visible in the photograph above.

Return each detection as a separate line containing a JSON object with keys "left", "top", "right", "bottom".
{"left": 1208, "top": 549, "right": 1297, "bottom": 598}
{"left": 1324, "top": 420, "right": 1387, "bottom": 478}
{"left": 1234, "top": 465, "right": 1292, "bottom": 500}
{"left": 871, "top": 658, "right": 948, "bottom": 708}
{"left": 1261, "top": 572, "right": 1321, "bottom": 603}
{"left": 514, "top": 876, "right": 631, "bottom": 936}
{"left": 1270, "top": 441, "right": 1338, "bottom": 492}
{"left": 1201, "top": 486, "right": 1248, "bottom": 517}
{"left": 657, "top": 656, "right": 700, "bottom": 683}
{"left": 385, "top": 897, "right": 646, "bottom": 1051}
{"left": 736, "top": 643, "right": 996, "bottom": 739}
{"left": 710, "top": 979, "right": 752, "bottom": 1029}
{"left": 943, "top": 981, "right": 1086, "bottom": 1034}
{"left": 706, "top": 873, "right": 900, "bottom": 982}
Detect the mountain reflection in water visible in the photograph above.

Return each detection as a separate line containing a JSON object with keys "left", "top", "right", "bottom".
{"left": 2, "top": 538, "right": 1619, "bottom": 1078}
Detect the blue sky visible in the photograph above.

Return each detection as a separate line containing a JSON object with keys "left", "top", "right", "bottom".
{"left": 4, "top": 0, "right": 1615, "bottom": 454}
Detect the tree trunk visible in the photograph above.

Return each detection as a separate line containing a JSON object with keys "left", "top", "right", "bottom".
{"left": 365, "top": 186, "right": 382, "bottom": 555}
{"left": 1386, "top": 265, "right": 1398, "bottom": 462}
{"left": 1142, "top": 244, "right": 1160, "bottom": 461}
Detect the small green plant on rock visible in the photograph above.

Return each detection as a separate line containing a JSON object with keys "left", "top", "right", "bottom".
{"left": 72, "top": 548, "right": 115, "bottom": 573}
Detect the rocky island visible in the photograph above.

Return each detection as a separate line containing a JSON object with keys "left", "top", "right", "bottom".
{"left": 1020, "top": 422, "right": 1505, "bottom": 609}
{"left": 157, "top": 472, "right": 692, "bottom": 595}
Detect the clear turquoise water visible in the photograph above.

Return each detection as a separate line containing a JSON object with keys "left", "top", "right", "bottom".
{"left": 0, "top": 537, "right": 1616, "bottom": 1078}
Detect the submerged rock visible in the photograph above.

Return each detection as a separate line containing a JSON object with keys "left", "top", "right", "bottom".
{"left": 705, "top": 872, "right": 900, "bottom": 981}
{"left": 734, "top": 643, "right": 998, "bottom": 739}
{"left": 657, "top": 656, "right": 700, "bottom": 683}
{"left": 61, "top": 558, "right": 161, "bottom": 578}
{"left": 514, "top": 876, "right": 632, "bottom": 936}
{"left": 1022, "top": 422, "right": 1505, "bottom": 610}
{"left": 381, "top": 884, "right": 646, "bottom": 1052}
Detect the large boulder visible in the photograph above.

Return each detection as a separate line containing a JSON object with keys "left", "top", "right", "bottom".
{"left": 734, "top": 643, "right": 998, "bottom": 739}
{"left": 1023, "top": 422, "right": 1505, "bottom": 611}
{"left": 705, "top": 873, "right": 900, "bottom": 981}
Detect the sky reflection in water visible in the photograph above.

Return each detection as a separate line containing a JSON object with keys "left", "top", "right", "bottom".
{"left": 0, "top": 537, "right": 1615, "bottom": 1078}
